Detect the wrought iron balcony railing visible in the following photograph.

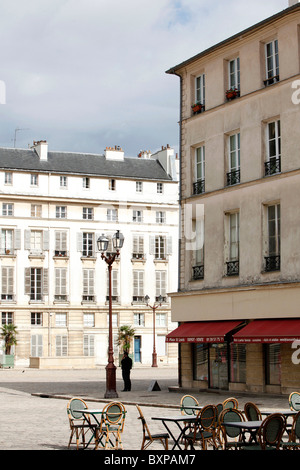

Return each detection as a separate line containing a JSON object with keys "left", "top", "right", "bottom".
{"left": 264, "top": 255, "right": 280, "bottom": 272}
{"left": 226, "top": 169, "right": 240, "bottom": 186}
{"left": 226, "top": 260, "right": 239, "bottom": 276}
{"left": 193, "top": 179, "right": 205, "bottom": 195}
{"left": 264, "top": 157, "right": 281, "bottom": 176}
{"left": 192, "top": 265, "right": 204, "bottom": 280}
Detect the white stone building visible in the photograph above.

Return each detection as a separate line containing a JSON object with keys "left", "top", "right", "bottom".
{"left": 0, "top": 141, "right": 179, "bottom": 368}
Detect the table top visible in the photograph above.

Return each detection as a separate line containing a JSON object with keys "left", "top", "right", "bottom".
{"left": 223, "top": 420, "right": 262, "bottom": 429}
{"left": 152, "top": 415, "right": 197, "bottom": 423}
{"left": 73, "top": 408, "right": 103, "bottom": 414}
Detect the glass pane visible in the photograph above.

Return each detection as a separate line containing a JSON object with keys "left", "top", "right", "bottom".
{"left": 266, "top": 344, "right": 281, "bottom": 385}
{"left": 193, "top": 344, "right": 209, "bottom": 381}
{"left": 230, "top": 344, "right": 246, "bottom": 383}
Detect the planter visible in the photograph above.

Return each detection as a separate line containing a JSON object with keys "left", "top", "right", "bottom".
{"left": 226, "top": 89, "right": 239, "bottom": 100}
{"left": 191, "top": 104, "right": 202, "bottom": 114}
{"left": 0, "top": 354, "right": 14, "bottom": 368}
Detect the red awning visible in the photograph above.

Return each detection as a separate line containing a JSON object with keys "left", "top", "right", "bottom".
{"left": 233, "top": 319, "right": 300, "bottom": 343}
{"left": 166, "top": 321, "right": 243, "bottom": 344}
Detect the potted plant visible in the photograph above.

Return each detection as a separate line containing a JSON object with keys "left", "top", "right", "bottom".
{"left": 191, "top": 101, "right": 203, "bottom": 114}
{"left": 0, "top": 323, "right": 18, "bottom": 368}
{"left": 226, "top": 87, "right": 239, "bottom": 100}
{"left": 118, "top": 325, "right": 135, "bottom": 365}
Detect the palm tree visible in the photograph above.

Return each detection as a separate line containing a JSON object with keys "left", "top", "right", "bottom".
{"left": 118, "top": 325, "right": 135, "bottom": 353}
{"left": 1, "top": 324, "right": 18, "bottom": 355}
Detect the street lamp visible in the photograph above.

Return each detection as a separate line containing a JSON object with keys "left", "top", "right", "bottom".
{"left": 97, "top": 230, "right": 124, "bottom": 398}
{"left": 144, "top": 294, "right": 163, "bottom": 368}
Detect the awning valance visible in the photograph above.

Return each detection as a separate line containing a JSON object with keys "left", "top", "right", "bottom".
{"left": 166, "top": 321, "right": 243, "bottom": 344}
{"left": 233, "top": 319, "right": 300, "bottom": 343}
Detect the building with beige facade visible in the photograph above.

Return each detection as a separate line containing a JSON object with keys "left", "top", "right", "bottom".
{"left": 0, "top": 141, "right": 179, "bottom": 368}
{"left": 166, "top": 1, "right": 300, "bottom": 395}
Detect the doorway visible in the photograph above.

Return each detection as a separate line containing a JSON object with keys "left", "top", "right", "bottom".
{"left": 134, "top": 336, "right": 141, "bottom": 363}
{"left": 209, "top": 343, "right": 229, "bottom": 390}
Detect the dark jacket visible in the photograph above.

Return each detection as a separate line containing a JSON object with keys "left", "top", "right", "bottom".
{"left": 121, "top": 355, "right": 132, "bottom": 371}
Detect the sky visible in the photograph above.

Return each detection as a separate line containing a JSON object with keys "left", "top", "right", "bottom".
{"left": 0, "top": 0, "right": 289, "bottom": 157}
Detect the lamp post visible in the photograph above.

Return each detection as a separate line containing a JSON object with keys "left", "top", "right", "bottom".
{"left": 97, "top": 230, "right": 124, "bottom": 398}
{"left": 144, "top": 294, "right": 163, "bottom": 368}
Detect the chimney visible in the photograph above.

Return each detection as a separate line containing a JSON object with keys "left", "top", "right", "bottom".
{"left": 289, "top": 0, "right": 300, "bottom": 6}
{"left": 32, "top": 140, "right": 48, "bottom": 161}
{"left": 104, "top": 146, "right": 124, "bottom": 161}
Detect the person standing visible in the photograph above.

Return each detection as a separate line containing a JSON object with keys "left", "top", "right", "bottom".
{"left": 121, "top": 351, "right": 132, "bottom": 391}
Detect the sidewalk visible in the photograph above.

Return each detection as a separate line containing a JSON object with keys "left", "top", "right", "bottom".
{"left": 0, "top": 366, "right": 292, "bottom": 450}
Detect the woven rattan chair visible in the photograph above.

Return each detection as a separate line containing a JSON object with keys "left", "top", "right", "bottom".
{"left": 183, "top": 404, "right": 218, "bottom": 450}
{"left": 222, "top": 397, "right": 239, "bottom": 410}
{"left": 244, "top": 402, "right": 263, "bottom": 421}
{"left": 100, "top": 402, "right": 126, "bottom": 450}
{"left": 256, "top": 413, "right": 286, "bottom": 450}
{"left": 67, "top": 397, "right": 97, "bottom": 450}
{"left": 289, "top": 392, "right": 300, "bottom": 412}
{"left": 282, "top": 411, "right": 300, "bottom": 450}
{"left": 218, "top": 408, "right": 250, "bottom": 450}
{"left": 136, "top": 404, "right": 169, "bottom": 450}
{"left": 180, "top": 394, "right": 200, "bottom": 416}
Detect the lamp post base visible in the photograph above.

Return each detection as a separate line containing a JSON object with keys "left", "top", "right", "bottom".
{"left": 105, "top": 362, "right": 118, "bottom": 399}
{"left": 152, "top": 352, "right": 158, "bottom": 368}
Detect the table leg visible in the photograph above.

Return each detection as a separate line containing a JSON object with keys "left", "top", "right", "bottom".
{"left": 161, "top": 420, "right": 186, "bottom": 450}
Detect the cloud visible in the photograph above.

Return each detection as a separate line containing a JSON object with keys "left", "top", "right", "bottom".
{"left": 0, "top": 0, "right": 288, "bottom": 155}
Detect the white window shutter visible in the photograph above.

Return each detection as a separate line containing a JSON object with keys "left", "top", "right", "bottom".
{"left": 43, "top": 230, "right": 50, "bottom": 251}
{"left": 24, "top": 230, "right": 31, "bottom": 250}
{"left": 149, "top": 236, "right": 155, "bottom": 255}
{"left": 24, "top": 268, "right": 31, "bottom": 295}
{"left": 77, "top": 233, "right": 83, "bottom": 251}
{"left": 43, "top": 269, "right": 49, "bottom": 295}
{"left": 167, "top": 236, "right": 172, "bottom": 255}
{"left": 14, "top": 230, "right": 21, "bottom": 250}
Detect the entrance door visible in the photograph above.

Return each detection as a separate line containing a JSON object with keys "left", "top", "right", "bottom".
{"left": 134, "top": 336, "right": 141, "bottom": 363}
{"left": 209, "top": 343, "right": 229, "bottom": 390}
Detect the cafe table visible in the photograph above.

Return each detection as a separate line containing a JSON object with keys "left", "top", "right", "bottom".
{"left": 152, "top": 415, "right": 197, "bottom": 450}
{"left": 74, "top": 408, "right": 105, "bottom": 449}
{"left": 222, "top": 420, "right": 262, "bottom": 444}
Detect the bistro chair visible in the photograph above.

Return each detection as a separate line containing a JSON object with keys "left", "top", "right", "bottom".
{"left": 180, "top": 395, "right": 200, "bottom": 416}
{"left": 136, "top": 404, "right": 169, "bottom": 450}
{"left": 183, "top": 404, "right": 218, "bottom": 450}
{"left": 222, "top": 397, "right": 239, "bottom": 410}
{"left": 218, "top": 408, "right": 252, "bottom": 450}
{"left": 289, "top": 392, "right": 300, "bottom": 412}
{"left": 100, "top": 401, "right": 126, "bottom": 450}
{"left": 244, "top": 402, "right": 263, "bottom": 421}
{"left": 255, "top": 413, "right": 286, "bottom": 450}
{"left": 282, "top": 411, "right": 300, "bottom": 450}
{"left": 67, "top": 397, "right": 98, "bottom": 450}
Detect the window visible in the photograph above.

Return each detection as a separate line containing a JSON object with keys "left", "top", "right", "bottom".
{"left": 155, "top": 270, "right": 167, "bottom": 302}
{"left": 84, "top": 334, "right": 95, "bottom": 356}
{"left": 193, "top": 146, "right": 205, "bottom": 194}
{"left": 4, "top": 172, "right": 12, "bottom": 185}
{"left": 1, "top": 229, "right": 14, "bottom": 255}
{"left": 107, "top": 313, "right": 118, "bottom": 328}
{"left": 30, "top": 230, "right": 43, "bottom": 255}
{"left": 54, "top": 268, "right": 68, "bottom": 302}
{"left": 1, "top": 267, "right": 14, "bottom": 301}
{"left": 265, "top": 204, "right": 280, "bottom": 271}
{"left": 193, "top": 344, "right": 209, "bottom": 381}
{"left": 2, "top": 203, "right": 13, "bottom": 216}
{"left": 133, "top": 270, "right": 144, "bottom": 302}
{"left": 132, "top": 235, "right": 144, "bottom": 259}
{"left": 226, "top": 212, "right": 239, "bottom": 276}
{"left": 56, "top": 335, "right": 68, "bottom": 356}
{"left": 136, "top": 181, "right": 143, "bottom": 192}
{"left": 83, "top": 207, "right": 94, "bottom": 220}
{"left": 228, "top": 57, "right": 240, "bottom": 92}
{"left": 106, "top": 269, "right": 119, "bottom": 302}
{"left": 157, "top": 183, "right": 163, "bottom": 194}
{"left": 265, "top": 120, "right": 281, "bottom": 176}
{"left": 109, "top": 179, "right": 116, "bottom": 191}
{"left": 55, "top": 313, "right": 67, "bottom": 327}
{"left": 1, "top": 312, "right": 13, "bottom": 325}
{"left": 25, "top": 267, "right": 48, "bottom": 301}
{"left": 134, "top": 313, "right": 145, "bottom": 327}
{"left": 156, "top": 211, "right": 166, "bottom": 224}
{"left": 60, "top": 176, "right": 67, "bottom": 188}
{"left": 107, "top": 208, "right": 118, "bottom": 221}
{"left": 84, "top": 313, "right": 95, "bottom": 327}
{"left": 195, "top": 74, "right": 205, "bottom": 107}
{"left": 31, "top": 334, "right": 43, "bottom": 357}
{"left": 30, "top": 174, "right": 38, "bottom": 186}
{"left": 156, "top": 312, "right": 166, "bottom": 327}
{"left": 81, "top": 233, "right": 94, "bottom": 257}
{"left": 56, "top": 206, "right": 67, "bottom": 219}
{"left": 265, "top": 344, "right": 281, "bottom": 385}
{"left": 192, "top": 218, "right": 205, "bottom": 281}
{"left": 230, "top": 343, "right": 246, "bottom": 384}
{"left": 83, "top": 177, "right": 90, "bottom": 189}
{"left": 150, "top": 235, "right": 172, "bottom": 260}
{"left": 31, "top": 204, "right": 42, "bottom": 218}
{"left": 82, "top": 269, "right": 95, "bottom": 302}
{"left": 264, "top": 39, "right": 279, "bottom": 86}
{"left": 133, "top": 210, "right": 143, "bottom": 222}
{"left": 55, "top": 231, "right": 68, "bottom": 257}
{"left": 227, "top": 133, "right": 240, "bottom": 185}
{"left": 31, "top": 312, "right": 43, "bottom": 326}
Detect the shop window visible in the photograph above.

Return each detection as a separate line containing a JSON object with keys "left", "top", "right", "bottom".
{"left": 193, "top": 344, "right": 209, "bottom": 381}
{"left": 230, "top": 343, "right": 246, "bottom": 383}
{"left": 265, "top": 344, "right": 281, "bottom": 386}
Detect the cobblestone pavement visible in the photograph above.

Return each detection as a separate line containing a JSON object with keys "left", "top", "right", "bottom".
{"left": 0, "top": 365, "right": 294, "bottom": 451}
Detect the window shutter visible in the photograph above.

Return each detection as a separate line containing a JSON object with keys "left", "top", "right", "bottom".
{"left": 149, "top": 236, "right": 155, "bottom": 255}
{"left": 2, "top": 266, "right": 14, "bottom": 295}
{"left": 77, "top": 233, "right": 83, "bottom": 251}
{"left": 167, "top": 237, "right": 172, "bottom": 255}
{"left": 24, "top": 268, "right": 31, "bottom": 295}
{"left": 43, "top": 230, "right": 50, "bottom": 251}
{"left": 43, "top": 269, "right": 49, "bottom": 295}
{"left": 14, "top": 229, "right": 21, "bottom": 250}
{"left": 24, "top": 230, "right": 31, "bottom": 250}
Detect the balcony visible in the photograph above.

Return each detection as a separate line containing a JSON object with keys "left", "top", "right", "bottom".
{"left": 192, "top": 265, "right": 204, "bottom": 280}
{"left": 264, "top": 157, "right": 281, "bottom": 177}
{"left": 264, "top": 255, "right": 280, "bottom": 272}
{"left": 193, "top": 179, "right": 205, "bottom": 195}
{"left": 226, "top": 260, "right": 239, "bottom": 276}
{"left": 264, "top": 75, "right": 279, "bottom": 87}
{"left": 226, "top": 169, "right": 240, "bottom": 186}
